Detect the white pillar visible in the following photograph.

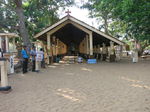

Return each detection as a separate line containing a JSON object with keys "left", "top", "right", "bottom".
{"left": 110, "top": 41, "right": 115, "bottom": 55}
{"left": 35, "top": 61, "right": 40, "bottom": 71}
{"left": 47, "top": 33, "right": 51, "bottom": 64}
{"left": 116, "top": 45, "right": 121, "bottom": 61}
{"left": 0, "top": 60, "right": 8, "bottom": 87}
{"left": 132, "top": 41, "right": 138, "bottom": 63}
{"left": 86, "top": 35, "right": 89, "bottom": 54}
{"left": 89, "top": 32, "right": 93, "bottom": 55}
{"left": 5, "top": 36, "right": 9, "bottom": 52}
{"left": 13, "top": 38, "right": 15, "bottom": 52}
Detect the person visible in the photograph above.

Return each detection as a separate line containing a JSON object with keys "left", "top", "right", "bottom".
{"left": 78, "top": 56, "right": 83, "bottom": 63}
{"left": 30, "top": 46, "right": 36, "bottom": 72}
{"left": 40, "top": 48, "right": 45, "bottom": 68}
{"left": 21, "top": 45, "right": 29, "bottom": 74}
{"left": 0, "top": 48, "right": 3, "bottom": 58}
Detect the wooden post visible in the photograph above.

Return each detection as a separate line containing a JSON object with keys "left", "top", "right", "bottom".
{"left": 83, "top": 38, "right": 86, "bottom": 54}
{"left": 110, "top": 41, "right": 114, "bottom": 55}
{"left": 56, "top": 38, "right": 59, "bottom": 56}
{"left": 47, "top": 33, "right": 51, "bottom": 64}
{"left": 86, "top": 35, "right": 89, "bottom": 54}
{"left": 109, "top": 41, "right": 115, "bottom": 62}
{"left": 89, "top": 32, "right": 93, "bottom": 55}
{"left": 97, "top": 45, "right": 101, "bottom": 60}
{"left": 102, "top": 43, "right": 107, "bottom": 61}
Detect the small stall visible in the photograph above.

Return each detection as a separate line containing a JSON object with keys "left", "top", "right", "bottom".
{"left": 0, "top": 33, "right": 19, "bottom": 73}
{"left": 0, "top": 33, "right": 19, "bottom": 92}
{"left": 0, "top": 33, "right": 18, "bottom": 53}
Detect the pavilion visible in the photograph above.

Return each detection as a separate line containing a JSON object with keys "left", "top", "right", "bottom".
{"left": 0, "top": 33, "right": 18, "bottom": 53}
{"left": 34, "top": 15, "right": 124, "bottom": 63}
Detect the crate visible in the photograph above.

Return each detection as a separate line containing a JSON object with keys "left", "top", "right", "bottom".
{"left": 87, "top": 59, "right": 97, "bottom": 64}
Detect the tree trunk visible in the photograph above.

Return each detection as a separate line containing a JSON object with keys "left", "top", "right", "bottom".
{"left": 13, "top": 0, "right": 31, "bottom": 46}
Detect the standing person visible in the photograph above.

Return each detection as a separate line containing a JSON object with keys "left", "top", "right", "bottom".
{"left": 40, "top": 48, "right": 45, "bottom": 68}
{"left": 0, "top": 48, "right": 3, "bottom": 58}
{"left": 21, "top": 45, "right": 29, "bottom": 74}
{"left": 30, "top": 46, "right": 36, "bottom": 72}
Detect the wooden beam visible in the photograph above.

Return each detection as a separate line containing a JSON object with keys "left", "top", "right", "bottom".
{"left": 69, "top": 17, "right": 124, "bottom": 45}
{"left": 0, "top": 33, "right": 19, "bottom": 37}
{"left": 47, "top": 21, "right": 70, "bottom": 36}
{"left": 68, "top": 21, "right": 91, "bottom": 34}
{"left": 35, "top": 16, "right": 69, "bottom": 38}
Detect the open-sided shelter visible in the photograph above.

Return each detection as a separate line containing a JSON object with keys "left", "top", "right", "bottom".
{"left": 34, "top": 15, "right": 124, "bottom": 62}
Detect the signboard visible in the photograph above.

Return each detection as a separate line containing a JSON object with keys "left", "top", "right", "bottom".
{"left": 36, "top": 51, "right": 43, "bottom": 61}
{"left": 10, "top": 55, "right": 14, "bottom": 73}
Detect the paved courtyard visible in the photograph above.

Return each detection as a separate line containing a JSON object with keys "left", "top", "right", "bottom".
{"left": 0, "top": 59, "right": 150, "bottom": 112}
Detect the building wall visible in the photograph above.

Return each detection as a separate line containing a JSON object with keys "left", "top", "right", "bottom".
{"left": 50, "top": 39, "right": 67, "bottom": 56}
{"left": 57, "top": 40, "right": 67, "bottom": 55}
{"left": 79, "top": 38, "right": 87, "bottom": 54}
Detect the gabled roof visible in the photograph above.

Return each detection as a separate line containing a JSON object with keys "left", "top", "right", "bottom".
{"left": 34, "top": 15, "right": 124, "bottom": 45}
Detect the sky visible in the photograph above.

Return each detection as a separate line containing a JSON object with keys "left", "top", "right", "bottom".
{"left": 58, "top": 0, "right": 100, "bottom": 29}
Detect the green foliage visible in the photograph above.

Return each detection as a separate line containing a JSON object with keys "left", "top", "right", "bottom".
{"left": 109, "top": 21, "right": 128, "bottom": 39}
{"left": 0, "top": 0, "right": 18, "bottom": 33}
{"left": 82, "top": 0, "right": 114, "bottom": 34}
{"left": 0, "top": 0, "right": 74, "bottom": 41}
{"left": 114, "top": 0, "right": 150, "bottom": 42}
{"left": 82, "top": 0, "right": 150, "bottom": 45}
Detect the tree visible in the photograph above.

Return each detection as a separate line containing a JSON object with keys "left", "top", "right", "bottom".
{"left": 82, "top": 0, "right": 150, "bottom": 48}
{"left": 23, "top": 0, "right": 74, "bottom": 41}
{"left": 82, "top": 0, "right": 114, "bottom": 34}
{"left": 0, "top": 0, "right": 17, "bottom": 33}
{"left": 0, "top": 0, "right": 74, "bottom": 44}
{"left": 13, "top": 0, "right": 31, "bottom": 46}
{"left": 114, "top": 0, "right": 150, "bottom": 42}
